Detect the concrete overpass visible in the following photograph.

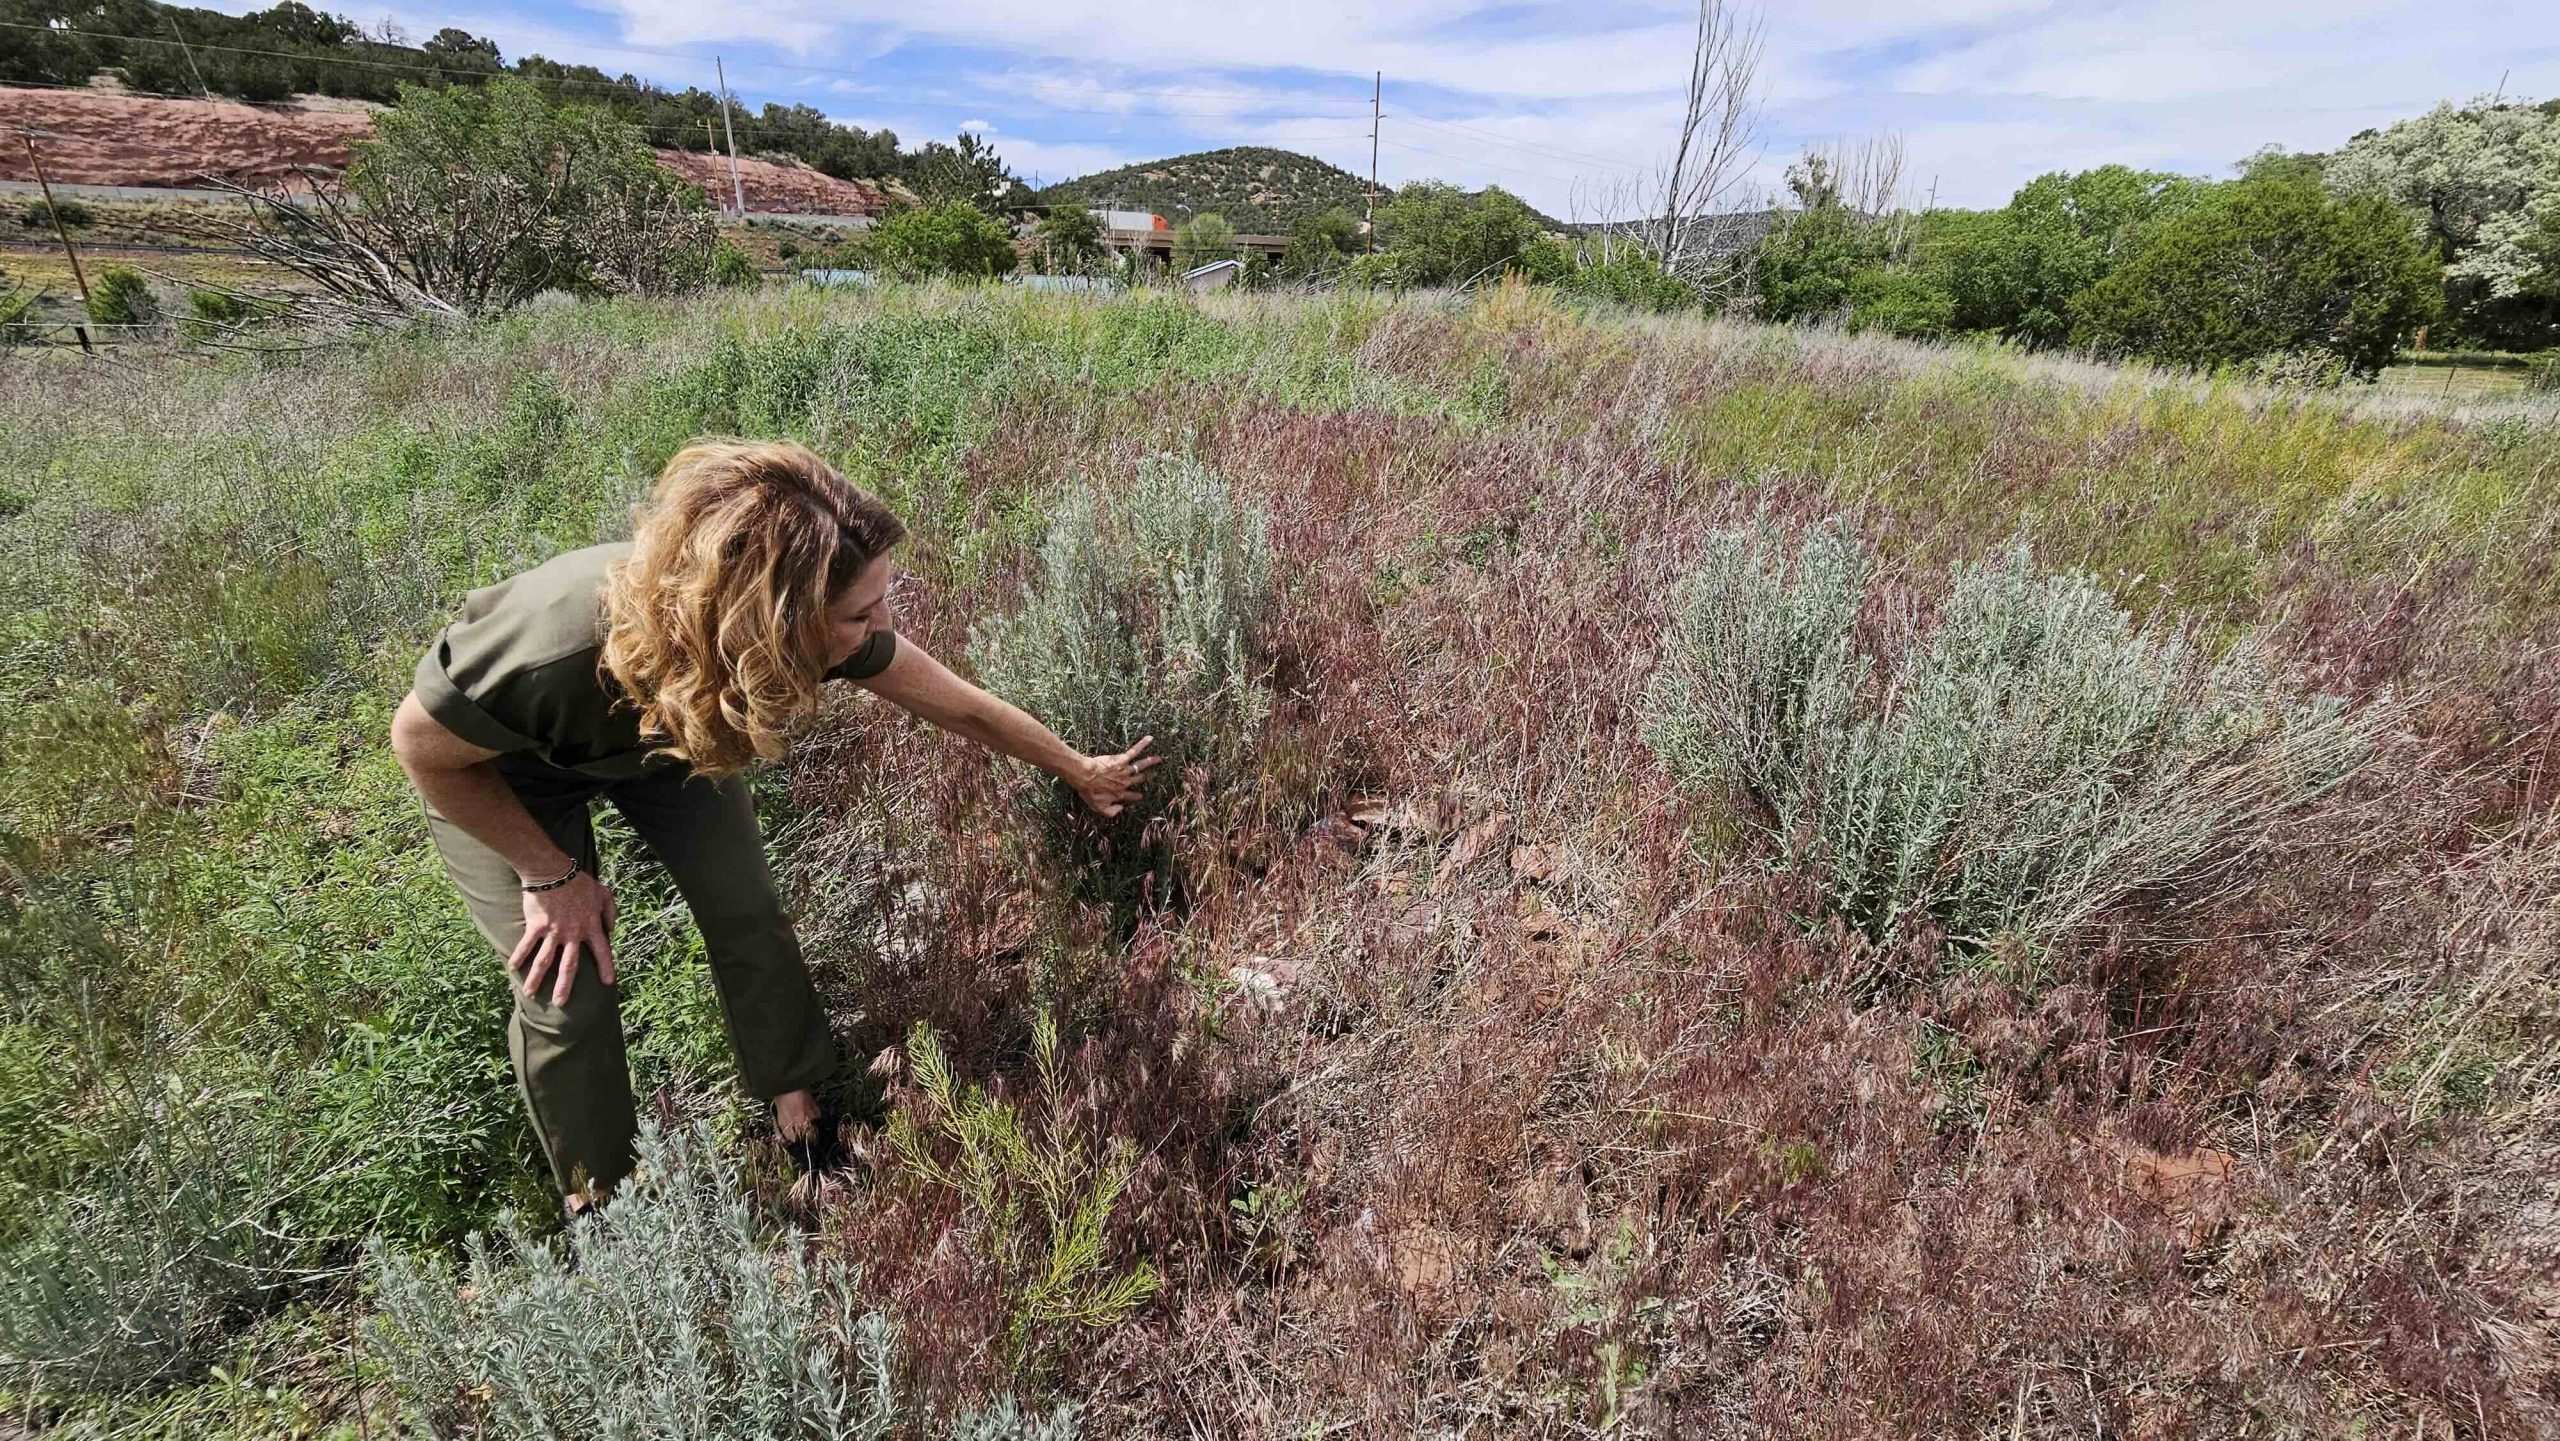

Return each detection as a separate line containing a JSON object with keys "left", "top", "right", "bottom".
{"left": 1101, "top": 226, "right": 1290, "bottom": 262}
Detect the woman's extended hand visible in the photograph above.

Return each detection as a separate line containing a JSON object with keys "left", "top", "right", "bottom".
{"left": 510, "top": 869, "right": 618, "bottom": 1006}
{"left": 1072, "top": 736, "right": 1162, "bottom": 817}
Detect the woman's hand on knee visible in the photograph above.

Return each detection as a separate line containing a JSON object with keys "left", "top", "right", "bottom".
{"left": 510, "top": 871, "right": 618, "bottom": 1005}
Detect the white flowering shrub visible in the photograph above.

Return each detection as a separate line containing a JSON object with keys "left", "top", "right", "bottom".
{"left": 1643, "top": 523, "right": 2378, "bottom": 965}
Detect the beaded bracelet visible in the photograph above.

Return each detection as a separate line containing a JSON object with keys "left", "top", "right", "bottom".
{"left": 520, "top": 857, "right": 580, "bottom": 894}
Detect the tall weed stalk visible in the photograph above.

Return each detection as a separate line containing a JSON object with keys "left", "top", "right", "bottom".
{"left": 887, "top": 1014, "right": 1160, "bottom": 1377}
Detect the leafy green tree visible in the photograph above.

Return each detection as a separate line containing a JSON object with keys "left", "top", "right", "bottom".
{"left": 1173, "top": 211, "right": 1237, "bottom": 271}
{"left": 1932, "top": 166, "right": 2205, "bottom": 345}
{"left": 255, "top": 1, "right": 354, "bottom": 48}
{"left": 2324, "top": 99, "right": 2560, "bottom": 348}
{"left": 1278, "top": 206, "right": 1361, "bottom": 280}
{"left": 861, "top": 201, "right": 1018, "bottom": 279}
{"left": 808, "top": 124, "right": 905, "bottom": 184}
{"left": 1370, "top": 181, "right": 1542, "bottom": 287}
{"left": 237, "top": 77, "right": 715, "bottom": 317}
{"left": 0, "top": 0, "right": 99, "bottom": 87}
{"left": 420, "top": 27, "right": 501, "bottom": 72}
{"left": 2070, "top": 174, "right": 2439, "bottom": 375}
{"left": 1745, "top": 153, "right": 1910, "bottom": 324}
{"left": 1032, "top": 206, "right": 1105, "bottom": 273}
{"left": 911, "top": 132, "right": 1028, "bottom": 215}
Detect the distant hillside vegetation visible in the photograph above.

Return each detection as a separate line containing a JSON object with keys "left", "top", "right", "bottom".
{"left": 1034, "top": 147, "right": 1372, "bottom": 230}
{"left": 1, "top": 0, "right": 1016, "bottom": 199}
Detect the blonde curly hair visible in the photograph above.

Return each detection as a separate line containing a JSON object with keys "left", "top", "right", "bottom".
{"left": 600, "top": 441, "right": 905, "bottom": 776}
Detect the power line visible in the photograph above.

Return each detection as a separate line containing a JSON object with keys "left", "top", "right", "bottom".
{"left": 1378, "top": 135, "right": 1584, "bottom": 187}
{"left": 1383, "top": 106, "right": 1649, "bottom": 177}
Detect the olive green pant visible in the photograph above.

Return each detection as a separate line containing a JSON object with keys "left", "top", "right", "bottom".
{"left": 424, "top": 759, "right": 836, "bottom": 1198}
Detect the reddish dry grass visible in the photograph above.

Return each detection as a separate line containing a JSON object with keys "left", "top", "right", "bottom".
{"left": 773, "top": 306, "right": 2557, "bottom": 1438}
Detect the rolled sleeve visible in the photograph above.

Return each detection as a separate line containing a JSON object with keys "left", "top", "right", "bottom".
{"left": 825, "top": 629, "right": 898, "bottom": 683}
{"left": 413, "top": 632, "right": 540, "bottom": 753}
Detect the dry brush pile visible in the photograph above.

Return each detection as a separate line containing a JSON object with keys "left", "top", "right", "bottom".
{"left": 1, "top": 283, "right": 2553, "bottom": 1436}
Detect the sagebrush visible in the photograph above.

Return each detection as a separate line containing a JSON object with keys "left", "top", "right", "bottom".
{"left": 369, "top": 1118, "right": 900, "bottom": 1437}
{"left": 369, "top": 1120, "right": 1077, "bottom": 1439}
{"left": 968, "top": 452, "right": 1275, "bottom": 906}
{"left": 1643, "top": 523, "right": 2378, "bottom": 962}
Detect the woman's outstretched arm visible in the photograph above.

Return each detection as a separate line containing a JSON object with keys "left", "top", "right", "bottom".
{"left": 852, "top": 636, "right": 1160, "bottom": 816}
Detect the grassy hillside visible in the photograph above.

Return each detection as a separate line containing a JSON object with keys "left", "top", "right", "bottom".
{"left": 1032, "top": 146, "right": 1372, "bottom": 229}
{"left": 2, "top": 285, "right": 2554, "bottom": 1435}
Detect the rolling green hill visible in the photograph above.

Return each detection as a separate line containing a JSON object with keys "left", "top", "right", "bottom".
{"left": 1032, "top": 146, "right": 1373, "bottom": 231}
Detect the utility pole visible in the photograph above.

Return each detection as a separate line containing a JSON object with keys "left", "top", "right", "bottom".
{"left": 164, "top": 13, "right": 213, "bottom": 98}
{"left": 714, "top": 56, "right": 748, "bottom": 218}
{"left": 20, "top": 130, "right": 95, "bottom": 355}
{"left": 1366, "top": 71, "right": 1380, "bottom": 254}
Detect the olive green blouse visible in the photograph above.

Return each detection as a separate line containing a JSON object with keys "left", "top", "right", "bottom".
{"left": 412, "top": 542, "right": 897, "bottom": 780}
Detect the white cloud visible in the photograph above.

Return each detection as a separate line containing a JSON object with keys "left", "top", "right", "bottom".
{"left": 959, "top": 117, "right": 994, "bottom": 132}
{"left": 226, "top": 0, "right": 2560, "bottom": 217}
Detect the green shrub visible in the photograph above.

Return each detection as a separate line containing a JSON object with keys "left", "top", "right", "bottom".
{"left": 21, "top": 197, "right": 96, "bottom": 229}
{"left": 861, "top": 201, "right": 1018, "bottom": 279}
{"left": 87, "top": 266, "right": 157, "bottom": 328}
{"left": 1549, "top": 240, "right": 1696, "bottom": 313}
{"left": 0, "top": 1072, "right": 337, "bottom": 1396}
{"left": 967, "top": 454, "right": 1274, "bottom": 908}
{"left": 712, "top": 237, "right": 763, "bottom": 288}
{"left": 177, "top": 289, "right": 281, "bottom": 344}
{"left": 369, "top": 1120, "right": 899, "bottom": 1436}
{"left": 1641, "top": 523, "right": 2376, "bottom": 967}
{"left": 1845, "top": 266, "right": 1955, "bottom": 338}
{"left": 888, "top": 1015, "right": 1160, "bottom": 1374}
{"left": 316, "top": 77, "right": 715, "bottom": 316}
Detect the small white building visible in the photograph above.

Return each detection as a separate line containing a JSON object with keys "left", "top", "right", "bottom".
{"left": 1179, "top": 258, "right": 1243, "bottom": 291}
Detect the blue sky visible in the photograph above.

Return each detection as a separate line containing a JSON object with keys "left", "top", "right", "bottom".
{"left": 227, "top": 0, "right": 2560, "bottom": 211}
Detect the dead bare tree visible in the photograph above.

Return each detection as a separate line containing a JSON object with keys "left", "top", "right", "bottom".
{"left": 1646, "top": 0, "right": 1767, "bottom": 285}
{"left": 207, "top": 173, "right": 466, "bottom": 332}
